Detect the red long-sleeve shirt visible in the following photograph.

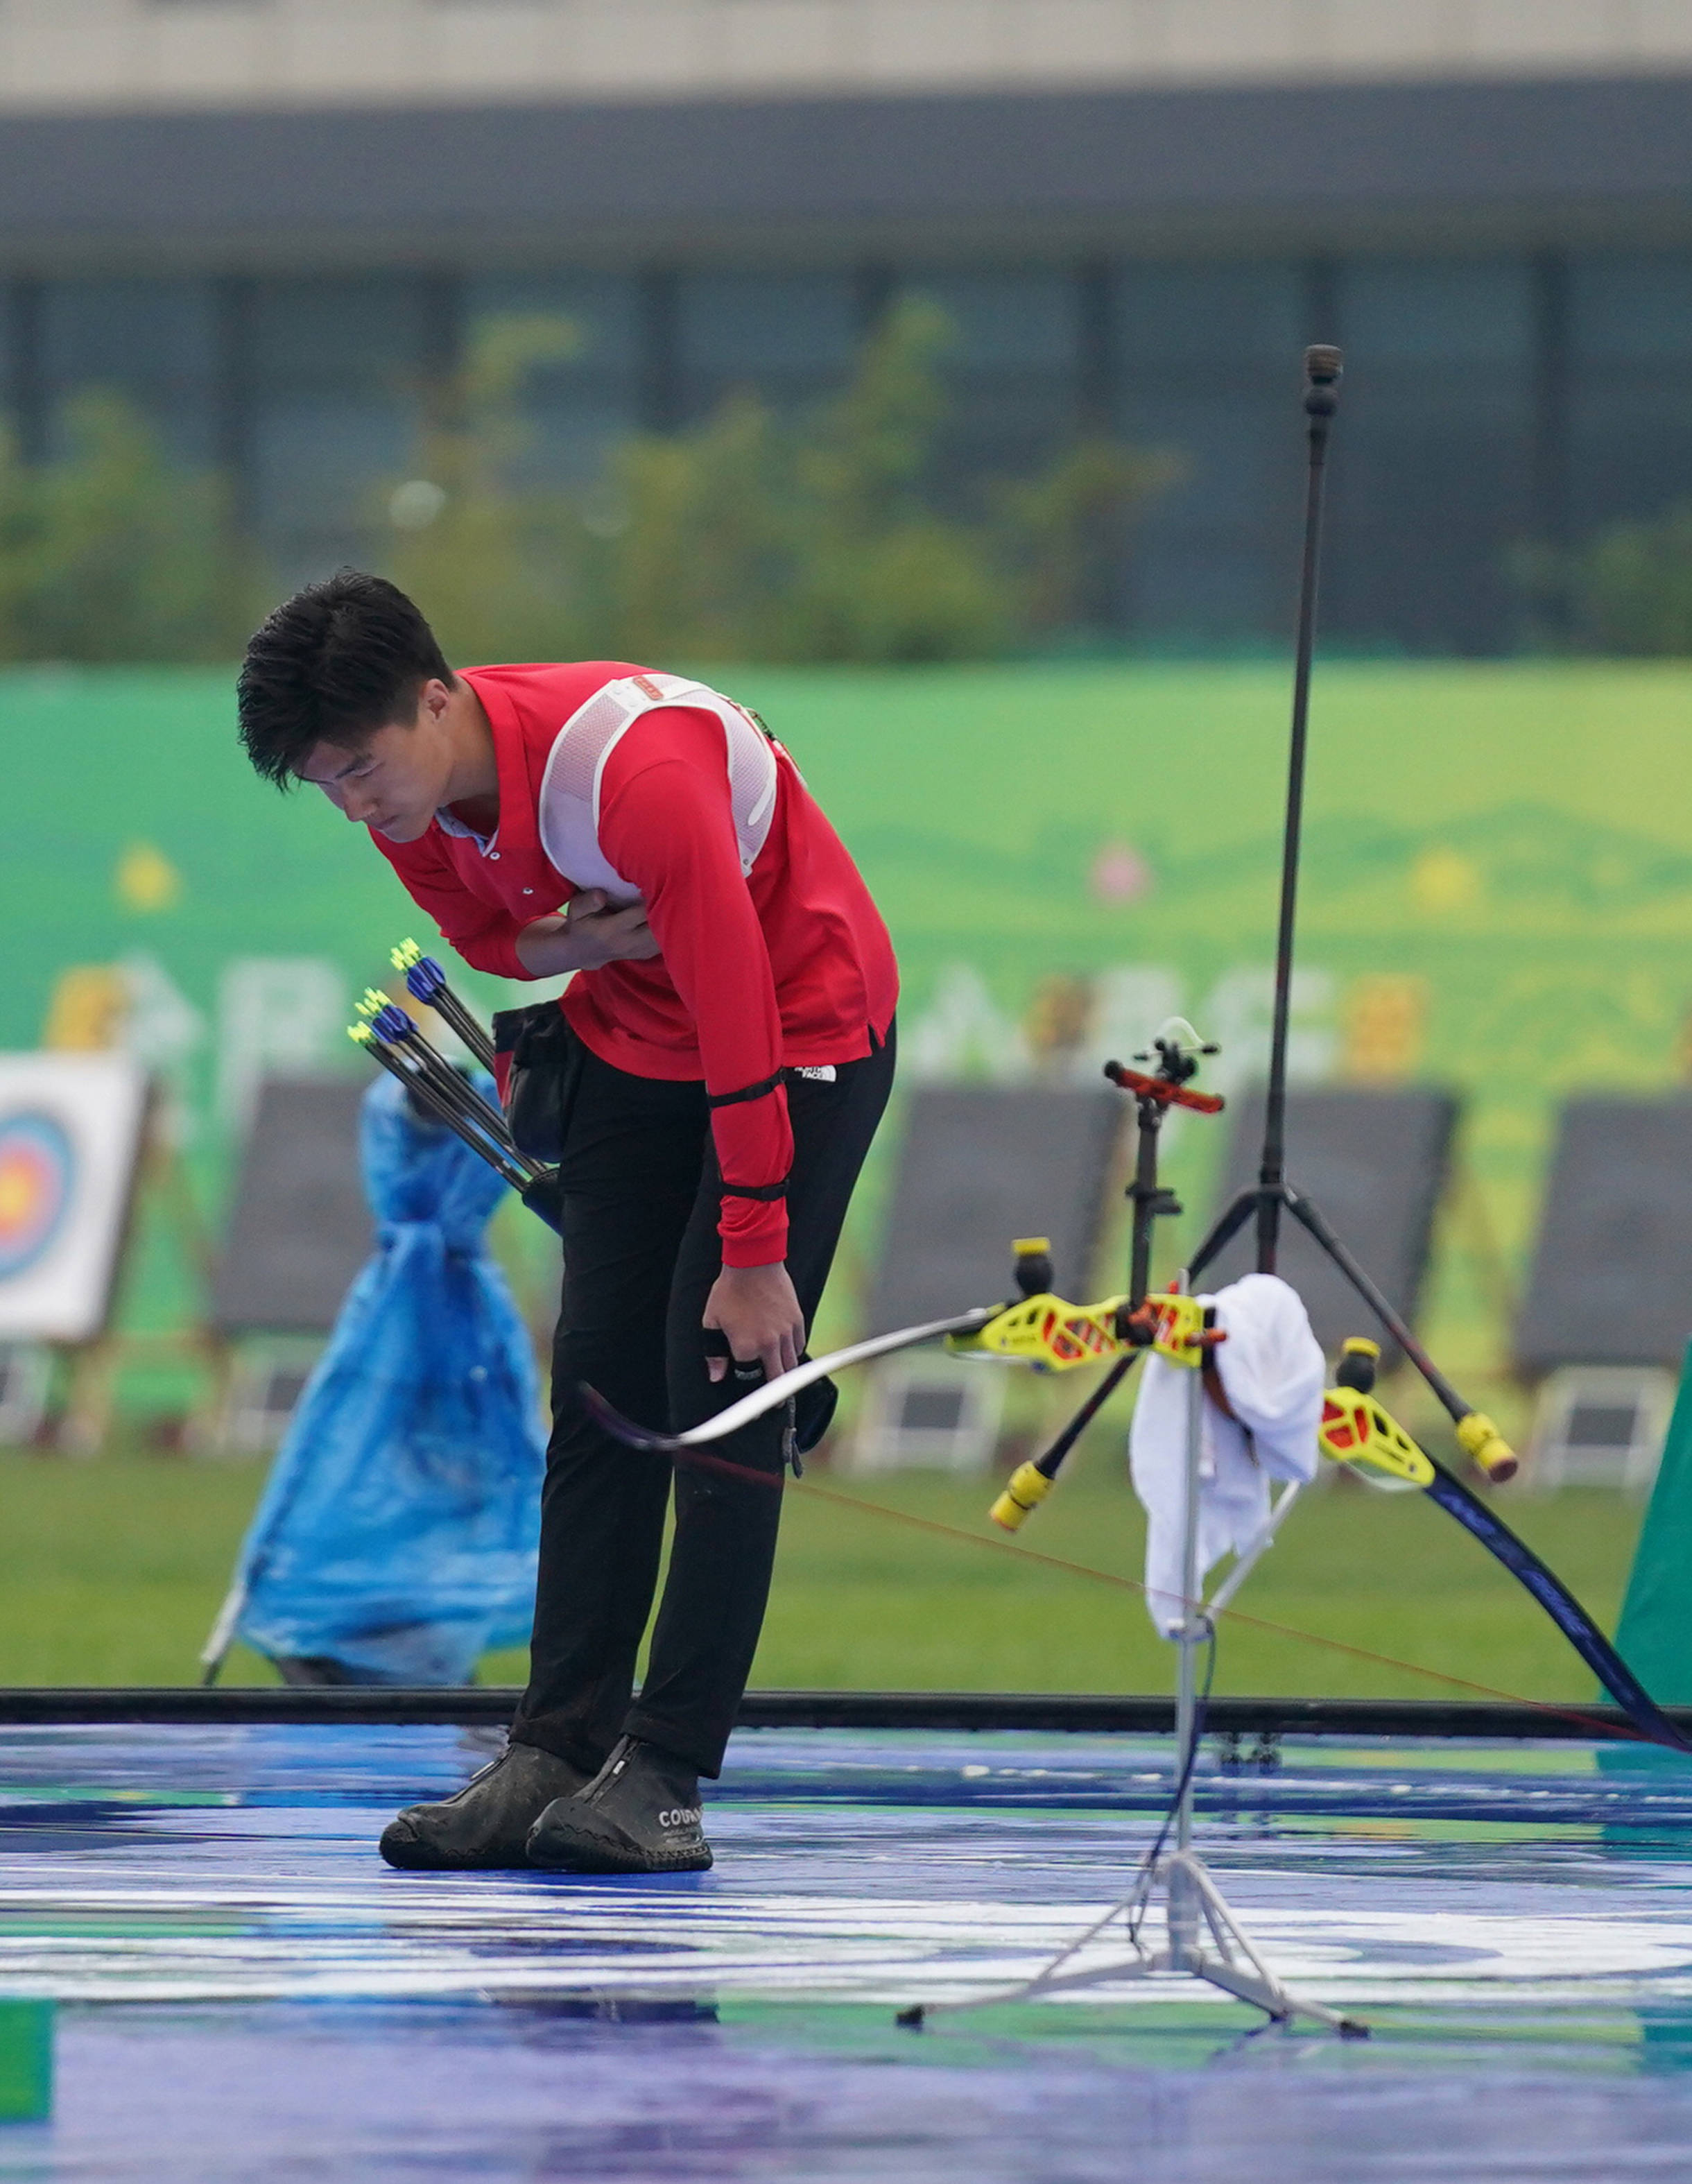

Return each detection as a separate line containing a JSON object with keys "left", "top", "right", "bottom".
{"left": 372, "top": 662, "right": 898, "bottom": 1264}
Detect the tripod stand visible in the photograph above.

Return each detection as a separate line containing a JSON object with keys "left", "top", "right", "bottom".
{"left": 1186, "top": 347, "right": 1516, "bottom": 1484}
{"left": 979, "top": 1362, "right": 1356, "bottom": 2030}
{"left": 903, "top": 1026, "right": 1364, "bottom": 2036}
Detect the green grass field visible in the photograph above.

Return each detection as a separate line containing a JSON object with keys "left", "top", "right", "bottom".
{"left": 0, "top": 1434, "right": 1645, "bottom": 1706}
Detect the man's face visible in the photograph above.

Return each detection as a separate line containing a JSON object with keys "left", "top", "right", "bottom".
{"left": 297, "top": 680, "right": 455, "bottom": 843}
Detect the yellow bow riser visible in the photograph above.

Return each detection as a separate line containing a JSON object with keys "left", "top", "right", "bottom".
{"left": 947, "top": 1288, "right": 1211, "bottom": 1373}
{"left": 1318, "top": 1386, "right": 1435, "bottom": 1490}
{"left": 948, "top": 1293, "right": 1127, "bottom": 1371}
{"left": 1135, "top": 1291, "right": 1209, "bottom": 1368}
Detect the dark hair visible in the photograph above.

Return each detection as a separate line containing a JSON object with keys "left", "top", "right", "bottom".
{"left": 237, "top": 569, "right": 454, "bottom": 787}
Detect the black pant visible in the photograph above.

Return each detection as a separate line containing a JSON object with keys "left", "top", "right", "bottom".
{"left": 510, "top": 1024, "right": 895, "bottom": 1779}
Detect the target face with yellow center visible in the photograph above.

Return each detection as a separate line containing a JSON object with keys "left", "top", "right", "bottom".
{"left": 0, "top": 1112, "right": 75, "bottom": 1282}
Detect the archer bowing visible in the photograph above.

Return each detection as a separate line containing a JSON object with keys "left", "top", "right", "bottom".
{"left": 237, "top": 570, "right": 897, "bottom": 1873}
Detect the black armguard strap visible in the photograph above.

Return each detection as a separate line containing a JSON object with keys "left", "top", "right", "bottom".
{"left": 707, "top": 1069, "right": 786, "bottom": 1110}
{"left": 719, "top": 1177, "right": 789, "bottom": 1202}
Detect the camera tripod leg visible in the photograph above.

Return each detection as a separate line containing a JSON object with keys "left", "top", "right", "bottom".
{"left": 919, "top": 1848, "right": 1367, "bottom": 2036}
{"left": 1187, "top": 1949, "right": 1365, "bottom": 2036}
{"left": 1283, "top": 1187, "right": 1460, "bottom": 1408}
{"left": 1184, "top": 1858, "right": 1368, "bottom": 2035}
{"left": 1189, "top": 1183, "right": 1518, "bottom": 1479}
{"left": 1282, "top": 1190, "right": 1518, "bottom": 1477}
{"left": 1186, "top": 1187, "right": 1258, "bottom": 1286}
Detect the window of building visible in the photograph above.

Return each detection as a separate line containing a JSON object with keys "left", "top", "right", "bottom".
{"left": 1112, "top": 262, "right": 1308, "bottom": 644}
{"left": 894, "top": 266, "right": 1085, "bottom": 511}
{"left": 7, "top": 244, "right": 1674, "bottom": 660}
{"left": 463, "top": 270, "right": 642, "bottom": 487}
{"left": 37, "top": 278, "right": 220, "bottom": 465}
{"left": 246, "top": 276, "right": 438, "bottom": 583}
{"left": 675, "top": 269, "right": 860, "bottom": 419}
{"left": 1327, "top": 259, "right": 1535, "bottom": 654}
{"left": 1567, "top": 254, "right": 1692, "bottom": 540}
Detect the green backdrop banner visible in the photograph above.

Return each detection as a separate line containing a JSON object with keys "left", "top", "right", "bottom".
{"left": 6, "top": 657, "right": 1692, "bottom": 1375}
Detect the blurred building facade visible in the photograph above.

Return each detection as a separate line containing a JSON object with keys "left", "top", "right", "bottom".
{"left": 1, "top": 0, "right": 1690, "bottom": 651}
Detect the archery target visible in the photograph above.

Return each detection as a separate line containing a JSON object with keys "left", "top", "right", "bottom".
{"left": 0, "top": 1114, "right": 74, "bottom": 1280}
{"left": 0, "top": 1056, "right": 148, "bottom": 1343}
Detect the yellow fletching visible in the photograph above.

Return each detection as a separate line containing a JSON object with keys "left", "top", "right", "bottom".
{"left": 390, "top": 938, "right": 422, "bottom": 969}
{"left": 347, "top": 1024, "right": 372, "bottom": 1044}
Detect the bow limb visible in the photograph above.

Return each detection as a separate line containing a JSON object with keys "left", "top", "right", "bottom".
{"left": 579, "top": 1306, "right": 1003, "bottom": 1453}
{"left": 1422, "top": 1468, "right": 1691, "bottom": 1753}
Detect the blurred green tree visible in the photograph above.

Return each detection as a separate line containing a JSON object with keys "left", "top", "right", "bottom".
{"left": 389, "top": 298, "right": 1177, "bottom": 664}
{"left": 1514, "top": 499, "right": 1692, "bottom": 656}
{"left": 1569, "top": 501, "right": 1692, "bottom": 655}
{"left": 0, "top": 309, "right": 1176, "bottom": 663}
{"left": 380, "top": 313, "right": 592, "bottom": 663}
{"left": 0, "top": 393, "right": 261, "bottom": 662}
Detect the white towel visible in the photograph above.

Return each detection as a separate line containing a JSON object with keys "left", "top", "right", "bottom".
{"left": 1128, "top": 1273, "right": 1324, "bottom": 1635}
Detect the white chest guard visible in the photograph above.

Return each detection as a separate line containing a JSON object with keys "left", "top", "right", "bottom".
{"left": 536, "top": 672, "right": 779, "bottom": 904}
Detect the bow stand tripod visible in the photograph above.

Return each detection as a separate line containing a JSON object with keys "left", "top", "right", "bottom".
{"left": 906, "top": 1020, "right": 1362, "bottom": 2033}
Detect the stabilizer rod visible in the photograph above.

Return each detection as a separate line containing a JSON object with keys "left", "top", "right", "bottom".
{"left": 1259, "top": 343, "right": 1342, "bottom": 1274}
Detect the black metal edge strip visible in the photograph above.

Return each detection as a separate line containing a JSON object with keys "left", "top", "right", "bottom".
{"left": 0, "top": 1689, "right": 1681, "bottom": 1741}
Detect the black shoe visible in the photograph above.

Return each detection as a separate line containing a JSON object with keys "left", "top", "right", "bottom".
{"left": 525, "top": 1735, "right": 713, "bottom": 1874}
{"left": 379, "top": 1742, "right": 589, "bottom": 1871}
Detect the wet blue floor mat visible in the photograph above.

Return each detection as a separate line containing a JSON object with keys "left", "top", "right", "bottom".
{"left": 0, "top": 1722, "right": 1689, "bottom": 2178}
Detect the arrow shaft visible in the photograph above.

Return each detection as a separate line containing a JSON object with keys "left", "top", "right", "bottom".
{"left": 361, "top": 1036, "right": 534, "bottom": 1190}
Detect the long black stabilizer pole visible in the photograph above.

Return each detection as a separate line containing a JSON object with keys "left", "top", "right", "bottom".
{"left": 1257, "top": 343, "right": 1343, "bottom": 1274}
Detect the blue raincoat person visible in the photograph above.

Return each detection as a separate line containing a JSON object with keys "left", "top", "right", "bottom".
{"left": 207, "top": 1069, "right": 544, "bottom": 1685}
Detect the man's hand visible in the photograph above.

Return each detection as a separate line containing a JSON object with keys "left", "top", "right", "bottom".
{"left": 516, "top": 890, "right": 660, "bottom": 977}
{"left": 564, "top": 891, "right": 660, "bottom": 970}
{"left": 703, "top": 1262, "right": 805, "bottom": 1385}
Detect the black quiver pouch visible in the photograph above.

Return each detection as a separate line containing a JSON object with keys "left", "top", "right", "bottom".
{"left": 492, "top": 1002, "right": 585, "bottom": 1167}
